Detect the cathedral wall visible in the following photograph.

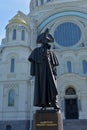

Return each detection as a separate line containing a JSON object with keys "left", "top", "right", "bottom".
{"left": 0, "top": 45, "right": 32, "bottom": 122}
{"left": 57, "top": 74, "right": 87, "bottom": 119}
{"left": 0, "top": 81, "right": 30, "bottom": 120}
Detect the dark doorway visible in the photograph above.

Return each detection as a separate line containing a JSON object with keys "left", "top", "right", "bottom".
{"left": 65, "top": 98, "right": 79, "bottom": 119}
{"left": 6, "top": 125, "right": 12, "bottom": 130}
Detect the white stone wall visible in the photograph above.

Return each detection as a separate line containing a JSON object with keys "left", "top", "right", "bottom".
{"left": 0, "top": 40, "right": 32, "bottom": 121}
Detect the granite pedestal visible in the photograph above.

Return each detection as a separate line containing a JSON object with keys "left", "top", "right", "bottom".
{"left": 33, "top": 109, "right": 63, "bottom": 130}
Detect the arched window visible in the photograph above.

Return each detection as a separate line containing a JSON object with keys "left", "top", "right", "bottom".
{"left": 10, "top": 58, "right": 15, "bottom": 73}
{"left": 21, "top": 30, "right": 25, "bottom": 41}
{"left": 65, "top": 87, "right": 76, "bottom": 95}
{"left": 41, "top": 0, "right": 44, "bottom": 5}
{"left": 67, "top": 61, "right": 72, "bottom": 73}
{"left": 36, "top": 0, "right": 38, "bottom": 6}
{"left": 12, "top": 29, "right": 16, "bottom": 40}
{"left": 47, "top": 0, "right": 51, "bottom": 2}
{"left": 6, "top": 125, "right": 12, "bottom": 130}
{"left": 82, "top": 60, "right": 87, "bottom": 74}
{"left": 8, "top": 89, "right": 15, "bottom": 107}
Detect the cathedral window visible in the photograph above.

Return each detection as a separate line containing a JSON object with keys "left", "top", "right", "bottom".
{"left": 54, "top": 22, "right": 81, "bottom": 47}
{"left": 65, "top": 87, "right": 76, "bottom": 95}
{"left": 82, "top": 60, "right": 87, "bottom": 74}
{"left": 47, "top": 0, "right": 51, "bottom": 2}
{"left": 36, "top": 0, "right": 38, "bottom": 6}
{"left": 8, "top": 89, "right": 15, "bottom": 107}
{"left": 21, "top": 30, "right": 25, "bottom": 41}
{"left": 67, "top": 61, "right": 72, "bottom": 73}
{"left": 12, "top": 29, "right": 16, "bottom": 40}
{"left": 10, "top": 58, "right": 15, "bottom": 73}
{"left": 41, "top": 0, "right": 44, "bottom": 5}
{"left": 6, "top": 125, "right": 12, "bottom": 130}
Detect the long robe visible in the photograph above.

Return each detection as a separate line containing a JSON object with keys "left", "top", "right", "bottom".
{"left": 28, "top": 45, "right": 59, "bottom": 107}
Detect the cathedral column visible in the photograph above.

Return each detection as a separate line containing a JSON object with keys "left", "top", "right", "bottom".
{"left": 60, "top": 91, "right": 65, "bottom": 119}
{"left": 77, "top": 91, "right": 82, "bottom": 119}
{"left": 30, "top": 27, "right": 37, "bottom": 49}
{"left": 38, "top": 0, "right": 41, "bottom": 6}
{"left": 29, "top": 78, "right": 34, "bottom": 130}
{"left": 85, "top": 26, "right": 87, "bottom": 46}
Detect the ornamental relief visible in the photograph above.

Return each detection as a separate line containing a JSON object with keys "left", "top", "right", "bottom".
{"left": 3, "top": 83, "right": 19, "bottom": 96}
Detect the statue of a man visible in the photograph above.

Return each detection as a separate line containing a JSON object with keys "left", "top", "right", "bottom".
{"left": 28, "top": 28, "right": 59, "bottom": 110}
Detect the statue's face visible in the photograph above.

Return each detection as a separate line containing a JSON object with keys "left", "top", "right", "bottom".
{"left": 37, "top": 32, "right": 54, "bottom": 44}
{"left": 46, "top": 33, "right": 54, "bottom": 43}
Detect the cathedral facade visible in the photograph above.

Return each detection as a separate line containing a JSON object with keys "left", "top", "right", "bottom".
{"left": 0, "top": 0, "right": 87, "bottom": 130}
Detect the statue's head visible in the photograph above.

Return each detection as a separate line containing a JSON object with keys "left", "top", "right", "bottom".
{"left": 37, "top": 28, "right": 54, "bottom": 44}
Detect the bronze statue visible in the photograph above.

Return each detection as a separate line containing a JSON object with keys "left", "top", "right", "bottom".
{"left": 28, "top": 28, "right": 59, "bottom": 110}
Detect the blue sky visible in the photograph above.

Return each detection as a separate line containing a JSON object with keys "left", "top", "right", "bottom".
{"left": 0, "top": 0, "right": 30, "bottom": 44}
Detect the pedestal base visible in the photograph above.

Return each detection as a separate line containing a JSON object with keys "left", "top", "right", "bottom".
{"left": 33, "top": 109, "right": 63, "bottom": 130}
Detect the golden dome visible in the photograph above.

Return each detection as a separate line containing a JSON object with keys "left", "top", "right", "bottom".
{"left": 8, "top": 13, "right": 28, "bottom": 26}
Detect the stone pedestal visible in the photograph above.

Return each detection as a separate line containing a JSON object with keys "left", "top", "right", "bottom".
{"left": 33, "top": 109, "right": 63, "bottom": 130}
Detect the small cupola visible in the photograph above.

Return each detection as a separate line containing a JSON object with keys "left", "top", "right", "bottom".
{"left": 5, "top": 11, "right": 30, "bottom": 45}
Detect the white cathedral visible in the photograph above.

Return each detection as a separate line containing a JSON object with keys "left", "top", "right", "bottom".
{"left": 0, "top": 0, "right": 87, "bottom": 130}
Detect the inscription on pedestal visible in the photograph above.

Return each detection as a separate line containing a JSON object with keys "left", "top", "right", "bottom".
{"left": 36, "top": 121, "right": 57, "bottom": 127}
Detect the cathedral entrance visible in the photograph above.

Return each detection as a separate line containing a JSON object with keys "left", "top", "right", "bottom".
{"left": 65, "top": 98, "right": 79, "bottom": 119}
{"left": 65, "top": 87, "right": 79, "bottom": 119}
